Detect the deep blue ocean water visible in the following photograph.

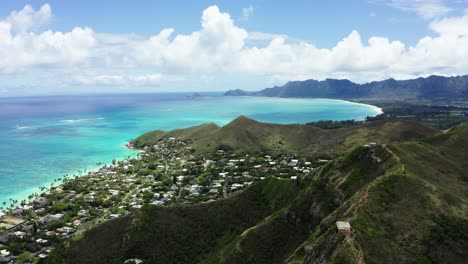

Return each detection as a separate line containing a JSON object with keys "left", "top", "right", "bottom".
{"left": 0, "top": 93, "right": 381, "bottom": 207}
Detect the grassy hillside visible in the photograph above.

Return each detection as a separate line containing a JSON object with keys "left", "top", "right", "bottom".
{"left": 48, "top": 120, "right": 467, "bottom": 264}
{"left": 287, "top": 124, "right": 468, "bottom": 264}
{"left": 133, "top": 116, "right": 436, "bottom": 159}
{"left": 47, "top": 178, "right": 304, "bottom": 264}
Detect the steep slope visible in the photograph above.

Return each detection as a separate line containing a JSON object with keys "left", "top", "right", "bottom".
{"left": 225, "top": 75, "right": 468, "bottom": 100}
{"left": 286, "top": 125, "right": 468, "bottom": 264}
{"left": 48, "top": 121, "right": 467, "bottom": 264}
{"left": 47, "top": 178, "right": 304, "bottom": 264}
{"left": 133, "top": 116, "right": 436, "bottom": 158}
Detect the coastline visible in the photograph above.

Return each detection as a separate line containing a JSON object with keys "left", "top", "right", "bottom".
{"left": 0, "top": 97, "right": 383, "bottom": 210}
{"left": 229, "top": 95, "right": 384, "bottom": 119}
{"left": 0, "top": 142, "right": 139, "bottom": 213}
{"left": 0, "top": 96, "right": 382, "bottom": 212}
{"left": 0, "top": 131, "right": 320, "bottom": 262}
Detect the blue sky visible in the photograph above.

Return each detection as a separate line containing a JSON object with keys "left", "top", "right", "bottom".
{"left": 0, "top": 0, "right": 441, "bottom": 46}
{"left": 1, "top": 0, "right": 468, "bottom": 96}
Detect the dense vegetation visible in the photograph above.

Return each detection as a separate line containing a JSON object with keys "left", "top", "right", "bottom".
{"left": 366, "top": 101, "right": 468, "bottom": 129}
{"left": 305, "top": 101, "right": 468, "bottom": 130}
{"left": 47, "top": 178, "right": 304, "bottom": 263}
{"left": 47, "top": 119, "right": 468, "bottom": 263}
{"left": 133, "top": 116, "right": 435, "bottom": 159}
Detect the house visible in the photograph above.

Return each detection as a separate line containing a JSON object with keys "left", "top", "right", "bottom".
{"left": 150, "top": 200, "right": 165, "bottom": 206}
{"left": 33, "top": 197, "right": 48, "bottom": 206}
{"left": 109, "top": 189, "right": 120, "bottom": 195}
{"left": 12, "top": 208, "right": 24, "bottom": 216}
{"left": 57, "top": 226, "right": 74, "bottom": 233}
{"left": 45, "top": 231, "right": 57, "bottom": 236}
{"left": 13, "top": 231, "right": 27, "bottom": 238}
{"left": 177, "top": 176, "right": 185, "bottom": 181}
{"left": 216, "top": 149, "right": 225, "bottom": 155}
{"left": 50, "top": 213, "right": 64, "bottom": 220}
{"left": 288, "top": 159, "right": 299, "bottom": 167}
{"left": 231, "top": 183, "right": 243, "bottom": 190}
{"left": 78, "top": 209, "right": 89, "bottom": 216}
{"left": 211, "top": 182, "right": 222, "bottom": 188}
{"left": 209, "top": 188, "right": 219, "bottom": 194}
{"left": 0, "top": 249, "right": 10, "bottom": 257}
{"left": 371, "top": 155, "right": 382, "bottom": 164}
{"left": 36, "top": 238, "right": 48, "bottom": 244}
{"left": 363, "top": 142, "right": 378, "bottom": 148}
{"left": 190, "top": 184, "right": 201, "bottom": 192}
{"left": 189, "top": 191, "right": 200, "bottom": 197}
{"left": 124, "top": 258, "right": 143, "bottom": 264}
{"left": 336, "top": 221, "right": 351, "bottom": 234}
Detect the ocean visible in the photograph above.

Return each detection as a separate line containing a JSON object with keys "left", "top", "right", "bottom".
{"left": 0, "top": 93, "right": 381, "bottom": 207}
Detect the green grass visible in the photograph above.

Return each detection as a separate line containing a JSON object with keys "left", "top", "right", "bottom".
{"left": 48, "top": 178, "right": 303, "bottom": 264}
{"left": 48, "top": 120, "right": 468, "bottom": 264}
{"left": 132, "top": 116, "right": 436, "bottom": 159}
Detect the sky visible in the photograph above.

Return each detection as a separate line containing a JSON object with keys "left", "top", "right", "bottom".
{"left": 1, "top": 0, "right": 468, "bottom": 96}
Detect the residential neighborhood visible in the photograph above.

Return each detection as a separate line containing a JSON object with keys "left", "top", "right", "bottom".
{"left": 0, "top": 137, "right": 321, "bottom": 263}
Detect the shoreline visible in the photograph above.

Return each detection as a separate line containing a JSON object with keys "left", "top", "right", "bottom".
{"left": 0, "top": 102, "right": 382, "bottom": 211}
{"left": 229, "top": 95, "right": 384, "bottom": 118}
{"left": 0, "top": 142, "right": 139, "bottom": 214}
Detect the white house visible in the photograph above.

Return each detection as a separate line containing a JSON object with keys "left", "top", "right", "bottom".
{"left": 336, "top": 221, "right": 351, "bottom": 234}
{"left": 0, "top": 249, "right": 11, "bottom": 257}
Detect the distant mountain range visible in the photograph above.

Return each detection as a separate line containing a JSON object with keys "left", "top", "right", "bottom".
{"left": 225, "top": 75, "right": 468, "bottom": 100}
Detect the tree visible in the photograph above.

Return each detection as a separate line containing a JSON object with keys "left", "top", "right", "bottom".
{"left": 16, "top": 252, "right": 34, "bottom": 263}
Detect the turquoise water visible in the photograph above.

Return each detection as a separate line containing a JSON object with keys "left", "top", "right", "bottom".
{"left": 0, "top": 93, "right": 381, "bottom": 207}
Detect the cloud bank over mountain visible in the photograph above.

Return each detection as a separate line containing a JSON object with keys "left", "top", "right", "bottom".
{"left": 1, "top": 3, "right": 468, "bottom": 93}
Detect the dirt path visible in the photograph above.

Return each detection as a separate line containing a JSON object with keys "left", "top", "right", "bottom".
{"left": 345, "top": 145, "right": 403, "bottom": 264}
{"left": 346, "top": 234, "right": 366, "bottom": 264}
{"left": 382, "top": 144, "right": 400, "bottom": 162}
{"left": 382, "top": 144, "right": 405, "bottom": 172}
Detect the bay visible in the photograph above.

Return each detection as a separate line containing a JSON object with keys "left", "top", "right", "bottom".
{"left": 0, "top": 93, "right": 381, "bottom": 207}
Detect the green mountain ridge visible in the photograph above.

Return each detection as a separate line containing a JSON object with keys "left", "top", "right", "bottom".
{"left": 133, "top": 116, "right": 436, "bottom": 159}
{"left": 224, "top": 75, "right": 468, "bottom": 101}
{"left": 48, "top": 119, "right": 468, "bottom": 264}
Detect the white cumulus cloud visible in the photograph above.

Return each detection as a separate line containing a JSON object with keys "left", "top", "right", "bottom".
{"left": 0, "top": 4, "right": 95, "bottom": 74}
{"left": 2, "top": 3, "right": 468, "bottom": 92}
